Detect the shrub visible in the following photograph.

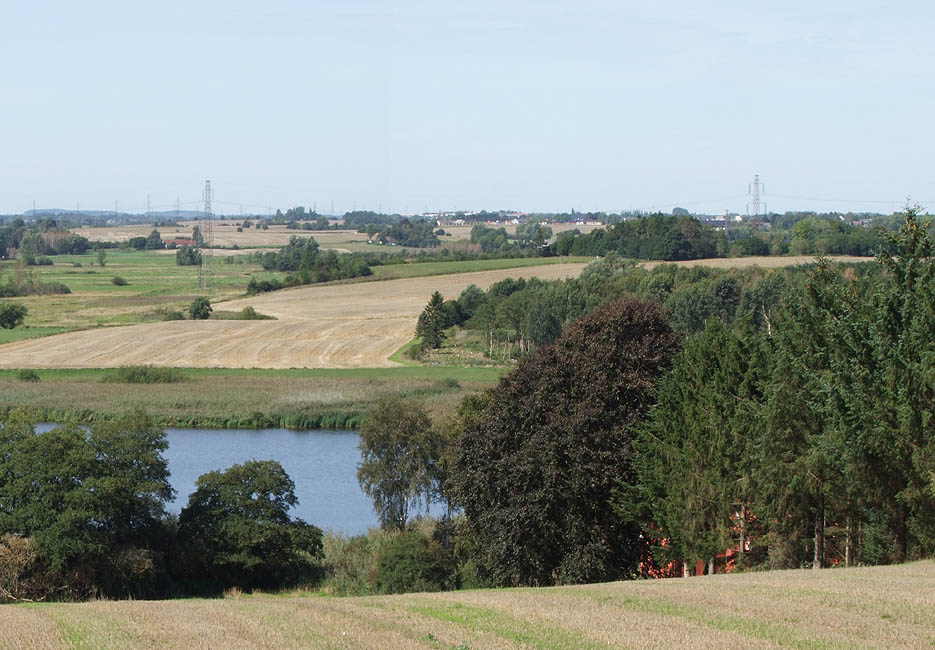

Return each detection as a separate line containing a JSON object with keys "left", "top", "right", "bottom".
{"left": 72, "top": 262, "right": 82, "bottom": 268}
{"left": 319, "top": 529, "right": 393, "bottom": 596}
{"left": 154, "top": 307, "right": 185, "bottom": 321}
{"left": 101, "top": 366, "right": 188, "bottom": 384}
{"left": 375, "top": 531, "right": 457, "bottom": 594}
{"left": 243, "top": 306, "right": 271, "bottom": 320}
{"left": 34, "top": 281, "right": 70, "bottom": 295}
{"left": 188, "top": 297, "right": 212, "bottom": 320}
{"left": 246, "top": 277, "right": 285, "bottom": 295}
{"left": 111, "top": 276, "right": 128, "bottom": 286}
{"left": 32, "top": 256, "right": 53, "bottom": 266}
{"left": 0, "top": 302, "right": 27, "bottom": 329}
{"left": 16, "top": 369, "right": 40, "bottom": 383}
{"left": 0, "top": 534, "right": 58, "bottom": 603}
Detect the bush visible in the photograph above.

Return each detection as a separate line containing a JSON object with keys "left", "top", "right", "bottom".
{"left": 0, "top": 302, "right": 27, "bottom": 329}
{"left": 404, "top": 342, "right": 423, "bottom": 361}
{"left": 101, "top": 366, "right": 188, "bottom": 384}
{"left": 16, "top": 369, "right": 40, "bottom": 383}
{"left": 319, "top": 530, "right": 390, "bottom": 595}
{"left": 0, "top": 534, "right": 58, "bottom": 603}
{"left": 111, "top": 276, "right": 128, "bottom": 286}
{"left": 32, "top": 256, "right": 53, "bottom": 266}
{"left": 33, "top": 281, "right": 71, "bottom": 295}
{"left": 239, "top": 306, "right": 273, "bottom": 320}
{"left": 188, "top": 297, "right": 212, "bottom": 320}
{"left": 375, "top": 531, "right": 457, "bottom": 594}
{"left": 246, "top": 277, "right": 285, "bottom": 295}
{"left": 154, "top": 307, "right": 185, "bottom": 321}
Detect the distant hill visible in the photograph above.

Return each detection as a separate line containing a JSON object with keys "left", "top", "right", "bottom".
{"left": 22, "top": 209, "right": 205, "bottom": 219}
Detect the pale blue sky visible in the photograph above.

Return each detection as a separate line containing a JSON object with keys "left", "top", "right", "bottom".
{"left": 2, "top": 1, "right": 933, "bottom": 215}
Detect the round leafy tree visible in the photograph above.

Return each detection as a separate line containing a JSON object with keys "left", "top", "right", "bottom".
{"left": 178, "top": 460, "right": 322, "bottom": 590}
{"left": 188, "top": 296, "right": 212, "bottom": 320}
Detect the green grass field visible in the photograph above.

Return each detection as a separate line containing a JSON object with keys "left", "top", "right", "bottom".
{"left": 0, "top": 366, "right": 504, "bottom": 429}
{"left": 5, "top": 561, "right": 934, "bottom": 649}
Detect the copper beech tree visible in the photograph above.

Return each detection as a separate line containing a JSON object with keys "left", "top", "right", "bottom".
{"left": 450, "top": 297, "right": 679, "bottom": 586}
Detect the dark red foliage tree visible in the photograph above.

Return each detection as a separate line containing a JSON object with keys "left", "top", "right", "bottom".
{"left": 450, "top": 297, "right": 678, "bottom": 586}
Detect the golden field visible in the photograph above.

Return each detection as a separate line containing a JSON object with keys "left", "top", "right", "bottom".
{"left": 3, "top": 561, "right": 933, "bottom": 649}
{"left": 0, "top": 264, "right": 588, "bottom": 369}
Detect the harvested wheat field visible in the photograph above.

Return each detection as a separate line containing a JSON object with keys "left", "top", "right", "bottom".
{"left": 0, "top": 264, "right": 588, "bottom": 369}
{"left": 642, "top": 254, "right": 873, "bottom": 270}
{"left": 5, "top": 562, "right": 935, "bottom": 650}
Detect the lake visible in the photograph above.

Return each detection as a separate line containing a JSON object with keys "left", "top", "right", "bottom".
{"left": 165, "top": 427, "right": 380, "bottom": 535}
{"left": 36, "top": 424, "right": 404, "bottom": 535}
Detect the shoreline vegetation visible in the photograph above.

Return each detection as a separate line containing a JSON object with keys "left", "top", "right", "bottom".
{"left": 0, "top": 365, "right": 503, "bottom": 430}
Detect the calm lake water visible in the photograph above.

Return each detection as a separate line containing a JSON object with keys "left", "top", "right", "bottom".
{"left": 37, "top": 425, "right": 390, "bottom": 535}
{"left": 164, "top": 427, "right": 378, "bottom": 535}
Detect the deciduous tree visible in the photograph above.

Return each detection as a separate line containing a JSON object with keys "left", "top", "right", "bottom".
{"left": 450, "top": 297, "right": 679, "bottom": 586}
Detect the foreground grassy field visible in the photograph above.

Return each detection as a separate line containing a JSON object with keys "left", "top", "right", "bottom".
{"left": 0, "top": 366, "right": 502, "bottom": 428}
{"left": 4, "top": 562, "right": 934, "bottom": 649}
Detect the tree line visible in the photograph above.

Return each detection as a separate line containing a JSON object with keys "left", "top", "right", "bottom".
{"left": 0, "top": 219, "right": 90, "bottom": 262}
{"left": 384, "top": 208, "right": 935, "bottom": 587}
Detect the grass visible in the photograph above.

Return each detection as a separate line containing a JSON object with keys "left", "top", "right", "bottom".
{"left": 370, "top": 256, "right": 592, "bottom": 280}
{"left": 0, "top": 366, "right": 504, "bottom": 429}
{"left": 0, "top": 249, "right": 271, "bottom": 331}
{"left": 4, "top": 561, "right": 935, "bottom": 649}
{"left": 0, "top": 326, "right": 70, "bottom": 345}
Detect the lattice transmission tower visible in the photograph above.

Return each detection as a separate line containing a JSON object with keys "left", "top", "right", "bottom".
{"left": 747, "top": 174, "right": 767, "bottom": 216}
{"left": 199, "top": 180, "right": 214, "bottom": 291}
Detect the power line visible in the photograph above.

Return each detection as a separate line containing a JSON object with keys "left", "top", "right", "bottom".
{"left": 199, "top": 180, "right": 214, "bottom": 292}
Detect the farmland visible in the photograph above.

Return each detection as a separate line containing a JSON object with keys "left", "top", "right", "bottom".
{"left": 70, "top": 220, "right": 605, "bottom": 253}
{"left": 4, "top": 561, "right": 934, "bottom": 650}
{"left": 0, "top": 263, "right": 589, "bottom": 369}
{"left": 71, "top": 222, "right": 372, "bottom": 251}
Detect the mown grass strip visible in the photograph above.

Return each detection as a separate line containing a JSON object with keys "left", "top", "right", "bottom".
{"left": 0, "top": 326, "right": 71, "bottom": 345}
{"left": 409, "top": 602, "right": 606, "bottom": 650}
{"left": 388, "top": 338, "right": 422, "bottom": 365}
{"left": 578, "top": 591, "right": 857, "bottom": 650}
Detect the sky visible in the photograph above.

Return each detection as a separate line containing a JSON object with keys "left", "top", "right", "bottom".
{"left": 2, "top": 0, "right": 934, "bottom": 216}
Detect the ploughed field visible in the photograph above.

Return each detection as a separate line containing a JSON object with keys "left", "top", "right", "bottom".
{"left": 5, "top": 562, "right": 934, "bottom": 649}
{"left": 0, "top": 264, "right": 588, "bottom": 369}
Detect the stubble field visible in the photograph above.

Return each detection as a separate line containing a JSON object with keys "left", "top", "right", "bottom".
{"left": 0, "top": 264, "right": 589, "bottom": 369}
{"left": 4, "top": 561, "right": 934, "bottom": 650}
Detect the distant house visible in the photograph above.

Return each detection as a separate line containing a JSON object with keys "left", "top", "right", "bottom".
{"left": 164, "top": 238, "right": 196, "bottom": 248}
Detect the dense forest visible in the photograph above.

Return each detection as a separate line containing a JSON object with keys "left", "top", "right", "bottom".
{"left": 408, "top": 208, "right": 935, "bottom": 584}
